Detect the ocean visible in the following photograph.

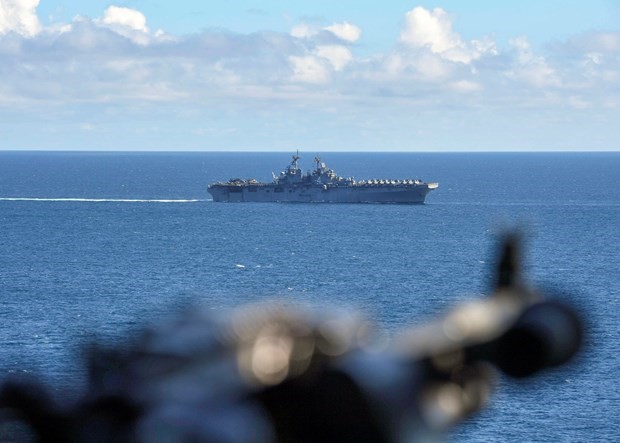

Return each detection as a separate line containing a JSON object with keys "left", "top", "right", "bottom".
{"left": 0, "top": 151, "right": 618, "bottom": 441}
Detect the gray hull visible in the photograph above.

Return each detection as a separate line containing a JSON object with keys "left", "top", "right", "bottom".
{"left": 208, "top": 153, "right": 438, "bottom": 204}
{"left": 208, "top": 183, "right": 436, "bottom": 204}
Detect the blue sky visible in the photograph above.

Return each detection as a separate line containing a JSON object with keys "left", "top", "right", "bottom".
{"left": 1, "top": 1, "right": 619, "bottom": 150}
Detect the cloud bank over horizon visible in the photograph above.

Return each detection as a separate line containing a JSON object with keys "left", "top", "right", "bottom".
{"left": 1, "top": 1, "right": 619, "bottom": 150}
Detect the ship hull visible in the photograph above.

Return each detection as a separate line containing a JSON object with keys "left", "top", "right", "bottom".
{"left": 208, "top": 184, "right": 437, "bottom": 204}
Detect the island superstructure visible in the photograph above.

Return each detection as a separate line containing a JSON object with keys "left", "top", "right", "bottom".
{"left": 207, "top": 153, "right": 438, "bottom": 203}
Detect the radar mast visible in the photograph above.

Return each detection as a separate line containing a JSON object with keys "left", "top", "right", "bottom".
{"left": 291, "top": 150, "right": 300, "bottom": 170}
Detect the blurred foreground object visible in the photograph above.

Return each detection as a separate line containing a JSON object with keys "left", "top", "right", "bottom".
{"left": 0, "top": 234, "right": 582, "bottom": 442}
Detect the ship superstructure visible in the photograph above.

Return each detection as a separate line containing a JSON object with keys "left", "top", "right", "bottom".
{"left": 207, "top": 153, "right": 438, "bottom": 203}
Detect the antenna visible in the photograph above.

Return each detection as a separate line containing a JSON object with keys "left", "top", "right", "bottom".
{"left": 292, "top": 150, "right": 300, "bottom": 169}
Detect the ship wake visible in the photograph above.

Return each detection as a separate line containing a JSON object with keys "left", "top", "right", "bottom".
{"left": 0, "top": 197, "right": 203, "bottom": 203}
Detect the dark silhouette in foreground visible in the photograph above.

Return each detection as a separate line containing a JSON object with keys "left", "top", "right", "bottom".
{"left": 0, "top": 234, "right": 582, "bottom": 442}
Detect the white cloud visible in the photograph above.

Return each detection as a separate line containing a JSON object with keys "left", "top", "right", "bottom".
{"left": 0, "top": 0, "right": 41, "bottom": 37}
{"left": 400, "top": 7, "right": 459, "bottom": 53}
{"left": 2, "top": 4, "right": 620, "bottom": 150}
{"left": 315, "top": 45, "right": 353, "bottom": 71}
{"left": 154, "top": 28, "right": 176, "bottom": 42}
{"left": 287, "top": 20, "right": 361, "bottom": 80}
{"left": 291, "top": 20, "right": 361, "bottom": 43}
{"left": 510, "top": 36, "right": 534, "bottom": 63}
{"left": 100, "top": 6, "right": 148, "bottom": 33}
{"left": 381, "top": 34, "right": 464, "bottom": 83}
{"left": 290, "top": 23, "right": 315, "bottom": 39}
{"left": 507, "top": 36, "right": 560, "bottom": 87}
{"left": 0, "top": 3, "right": 618, "bottom": 120}
{"left": 91, "top": 5, "right": 153, "bottom": 45}
{"left": 324, "top": 22, "right": 361, "bottom": 43}
{"left": 399, "top": 7, "right": 495, "bottom": 64}
{"left": 585, "top": 53, "right": 603, "bottom": 65}
{"left": 289, "top": 55, "right": 330, "bottom": 84}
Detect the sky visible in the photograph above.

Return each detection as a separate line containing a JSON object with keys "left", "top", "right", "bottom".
{"left": 1, "top": 1, "right": 620, "bottom": 151}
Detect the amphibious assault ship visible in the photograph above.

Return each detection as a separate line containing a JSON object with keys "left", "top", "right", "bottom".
{"left": 208, "top": 153, "right": 438, "bottom": 203}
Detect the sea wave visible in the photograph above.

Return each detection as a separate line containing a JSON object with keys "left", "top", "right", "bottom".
{"left": 0, "top": 197, "right": 203, "bottom": 203}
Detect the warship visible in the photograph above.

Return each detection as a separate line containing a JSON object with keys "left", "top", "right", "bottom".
{"left": 208, "top": 153, "right": 438, "bottom": 203}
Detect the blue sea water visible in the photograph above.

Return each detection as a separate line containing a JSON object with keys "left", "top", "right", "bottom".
{"left": 0, "top": 151, "right": 619, "bottom": 441}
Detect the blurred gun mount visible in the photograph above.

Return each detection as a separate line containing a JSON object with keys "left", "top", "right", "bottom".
{"left": 0, "top": 233, "right": 583, "bottom": 442}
